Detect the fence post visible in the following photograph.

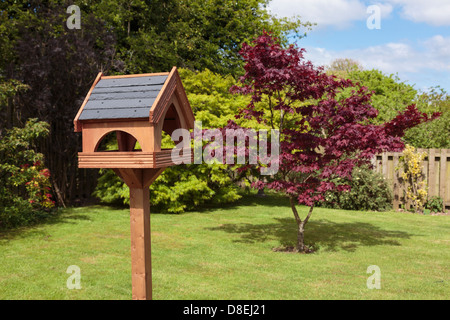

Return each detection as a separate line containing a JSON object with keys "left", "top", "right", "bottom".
{"left": 440, "top": 150, "right": 447, "bottom": 205}
{"left": 393, "top": 153, "right": 400, "bottom": 210}
{"left": 428, "top": 149, "right": 436, "bottom": 197}
{"left": 382, "top": 152, "right": 388, "bottom": 178}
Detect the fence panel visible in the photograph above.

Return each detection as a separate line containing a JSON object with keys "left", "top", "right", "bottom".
{"left": 373, "top": 149, "right": 450, "bottom": 210}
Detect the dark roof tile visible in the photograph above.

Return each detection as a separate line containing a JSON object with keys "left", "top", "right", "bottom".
{"left": 78, "top": 74, "right": 168, "bottom": 121}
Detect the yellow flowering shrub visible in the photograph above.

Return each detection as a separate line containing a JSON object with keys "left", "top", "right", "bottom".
{"left": 397, "top": 145, "right": 428, "bottom": 213}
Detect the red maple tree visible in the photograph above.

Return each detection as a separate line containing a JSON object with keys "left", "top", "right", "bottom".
{"left": 228, "top": 32, "right": 440, "bottom": 252}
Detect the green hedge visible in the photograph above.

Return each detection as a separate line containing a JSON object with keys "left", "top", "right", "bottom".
{"left": 320, "top": 165, "right": 393, "bottom": 212}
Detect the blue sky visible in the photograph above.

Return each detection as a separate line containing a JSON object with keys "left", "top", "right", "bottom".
{"left": 268, "top": 0, "right": 450, "bottom": 93}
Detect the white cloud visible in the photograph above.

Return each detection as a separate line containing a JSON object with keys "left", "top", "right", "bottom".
{"left": 421, "top": 35, "right": 450, "bottom": 70}
{"left": 268, "top": 0, "right": 393, "bottom": 28}
{"left": 424, "top": 35, "right": 450, "bottom": 56}
{"left": 303, "top": 35, "right": 450, "bottom": 74}
{"left": 385, "top": 0, "right": 450, "bottom": 26}
{"left": 269, "top": 0, "right": 450, "bottom": 27}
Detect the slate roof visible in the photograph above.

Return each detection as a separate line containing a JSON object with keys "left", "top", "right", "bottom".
{"left": 78, "top": 74, "right": 169, "bottom": 121}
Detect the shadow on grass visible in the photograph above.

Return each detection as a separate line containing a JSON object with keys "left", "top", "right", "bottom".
{"left": 0, "top": 209, "right": 92, "bottom": 244}
{"left": 207, "top": 218, "right": 413, "bottom": 252}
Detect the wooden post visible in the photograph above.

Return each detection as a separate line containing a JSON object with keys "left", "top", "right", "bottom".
{"left": 393, "top": 153, "right": 399, "bottom": 210}
{"left": 440, "top": 150, "right": 447, "bottom": 204}
{"left": 428, "top": 149, "right": 436, "bottom": 197}
{"left": 382, "top": 152, "right": 388, "bottom": 177}
{"left": 129, "top": 186, "right": 152, "bottom": 300}
{"left": 112, "top": 168, "right": 164, "bottom": 300}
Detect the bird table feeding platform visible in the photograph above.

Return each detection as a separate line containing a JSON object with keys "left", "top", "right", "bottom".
{"left": 74, "top": 67, "right": 194, "bottom": 300}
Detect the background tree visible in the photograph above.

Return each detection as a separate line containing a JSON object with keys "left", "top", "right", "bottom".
{"left": 326, "top": 58, "right": 363, "bottom": 78}
{"left": 229, "top": 33, "right": 439, "bottom": 253}
{"left": 0, "top": 79, "right": 28, "bottom": 136}
{"left": 328, "top": 66, "right": 419, "bottom": 125}
{"left": 327, "top": 59, "right": 450, "bottom": 149}
{"left": 1, "top": 1, "right": 121, "bottom": 205}
{"left": 84, "top": 0, "right": 311, "bottom": 75}
{"left": 403, "top": 87, "right": 450, "bottom": 149}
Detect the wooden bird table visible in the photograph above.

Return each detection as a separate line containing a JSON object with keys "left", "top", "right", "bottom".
{"left": 74, "top": 67, "right": 194, "bottom": 300}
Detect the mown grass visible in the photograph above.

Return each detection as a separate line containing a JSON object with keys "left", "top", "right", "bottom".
{"left": 0, "top": 194, "right": 448, "bottom": 300}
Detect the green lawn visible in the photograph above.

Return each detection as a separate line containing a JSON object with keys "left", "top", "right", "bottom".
{"left": 0, "top": 194, "right": 448, "bottom": 300}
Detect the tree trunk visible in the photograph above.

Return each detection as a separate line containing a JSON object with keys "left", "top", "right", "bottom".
{"left": 297, "top": 224, "right": 305, "bottom": 252}
{"left": 290, "top": 197, "right": 314, "bottom": 253}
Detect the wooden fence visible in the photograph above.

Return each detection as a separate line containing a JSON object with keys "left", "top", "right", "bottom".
{"left": 372, "top": 149, "right": 450, "bottom": 210}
